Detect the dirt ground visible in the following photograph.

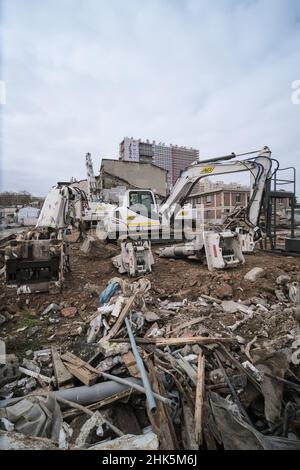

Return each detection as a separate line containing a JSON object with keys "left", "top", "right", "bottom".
{"left": 1, "top": 235, "right": 300, "bottom": 361}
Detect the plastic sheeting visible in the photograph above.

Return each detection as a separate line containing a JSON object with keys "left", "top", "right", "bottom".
{"left": 210, "top": 393, "right": 300, "bottom": 450}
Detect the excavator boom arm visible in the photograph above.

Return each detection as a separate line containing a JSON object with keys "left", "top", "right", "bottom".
{"left": 159, "top": 146, "right": 273, "bottom": 229}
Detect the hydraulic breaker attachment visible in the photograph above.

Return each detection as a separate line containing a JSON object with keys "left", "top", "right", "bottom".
{"left": 113, "top": 240, "right": 154, "bottom": 277}
{"left": 203, "top": 231, "right": 245, "bottom": 271}
{"left": 159, "top": 230, "right": 245, "bottom": 271}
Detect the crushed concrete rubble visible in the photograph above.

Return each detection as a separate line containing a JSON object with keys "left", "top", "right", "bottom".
{"left": 1, "top": 235, "right": 300, "bottom": 450}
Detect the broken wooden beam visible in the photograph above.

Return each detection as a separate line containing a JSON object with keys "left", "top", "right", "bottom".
{"left": 145, "top": 357, "right": 178, "bottom": 450}
{"left": 182, "top": 401, "right": 198, "bottom": 450}
{"left": 194, "top": 351, "right": 205, "bottom": 446}
{"left": 51, "top": 346, "right": 74, "bottom": 389}
{"left": 111, "top": 336, "right": 232, "bottom": 347}
{"left": 61, "top": 352, "right": 99, "bottom": 386}
{"left": 122, "top": 351, "right": 141, "bottom": 379}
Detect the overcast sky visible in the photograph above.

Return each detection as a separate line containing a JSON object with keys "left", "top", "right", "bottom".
{"left": 1, "top": 0, "right": 300, "bottom": 196}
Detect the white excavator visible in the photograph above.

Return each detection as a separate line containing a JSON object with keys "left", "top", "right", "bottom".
{"left": 91, "top": 146, "right": 274, "bottom": 270}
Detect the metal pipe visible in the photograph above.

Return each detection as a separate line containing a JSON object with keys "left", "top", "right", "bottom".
{"left": 198, "top": 149, "right": 261, "bottom": 165}
{"left": 124, "top": 318, "right": 157, "bottom": 413}
{"left": 194, "top": 153, "right": 236, "bottom": 164}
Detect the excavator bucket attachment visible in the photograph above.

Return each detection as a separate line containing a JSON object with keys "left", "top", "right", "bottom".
{"left": 203, "top": 231, "right": 245, "bottom": 271}
{"left": 112, "top": 240, "right": 154, "bottom": 277}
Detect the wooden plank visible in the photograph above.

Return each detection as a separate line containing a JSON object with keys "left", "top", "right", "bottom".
{"left": 99, "top": 295, "right": 136, "bottom": 344}
{"left": 194, "top": 352, "right": 205, "bottom": 446}
{"left": 182, "top": 401, "right": 198, "bottom": 450}
{"left": 112, "top": 336, "right": 232, "bottom": 346}
{"left": 61, "top": 352, "right": 99, "bottom": 386}
{"left": 61, "top": 352, "right": 99, "bottom": 373}
{"left": 145, "top": 358, "right": 178, "bottom": 450}
{"left": 63, "top": 363, "right": 97, "bottom": 386}
{"left": 122, "top": 351, "right": 141, "bottom": 379}
{"left": 155, "top": 336, "right": 231, "bottom": 347}
{"left": 202, "top": 400, "right": 218, "bottom": 450}
{"left": 51, "top": 346, "right": 74, "bottom": 388}
{"left": 201, "top": 294, "right": 222, "bottom": 304}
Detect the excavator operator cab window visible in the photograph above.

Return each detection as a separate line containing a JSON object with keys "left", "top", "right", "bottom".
{"left": 129, "top": 192, "right": 140, "bottom": 207}
{"left": 129, "top": 191, "right": 156, "bottom": 217}
{"left": 140, "top": 192, "right": 154, "bottom": 213}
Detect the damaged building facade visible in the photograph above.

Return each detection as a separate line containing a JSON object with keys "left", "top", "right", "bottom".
{"left": 70, "top": 159, "right": 168, "bottom": 202}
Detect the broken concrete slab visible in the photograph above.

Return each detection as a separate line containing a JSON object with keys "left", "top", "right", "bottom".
{"left": 221, "top": 300, "right": 240, "bottom": 314}
{"left": 244, "top": 267, "right": 265, "bottom": 282}
{"left": 221, "top": 300, "right": 252, "bottom": 316}
{"left": 98, "top": 341, "right": 130, "bottom": 358}
{"left": 22, "top": 359, "right": 40, "bottom": 374}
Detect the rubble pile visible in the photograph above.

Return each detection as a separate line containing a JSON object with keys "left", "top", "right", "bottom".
{"left": 0, "top": 261, "right": 300, "bottom": 450}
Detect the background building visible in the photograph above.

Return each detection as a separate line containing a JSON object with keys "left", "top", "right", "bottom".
{"left": 187, "top": 180, "right": 250, "bottom": 224}
{"left": 171, "top": 145, "right": 199, "bottom": 184}
{"left": 153, "top": 144, "right": 172, "bottom": 188}
{"left": 119, "top": 137, "right": 140, "bottom": 162}
{"left": 119, "top": 137, "right": 199, "bottom": 188}
{"left": 17, "top": 206, "right": 40, "bottom": 226}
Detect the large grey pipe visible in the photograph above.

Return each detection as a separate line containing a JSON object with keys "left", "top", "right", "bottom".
{"left": 0, "top": 378, "right": 142, "bottom": 409}
{"left": 55, "top": 377, "right": 143, "bottom": 406}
